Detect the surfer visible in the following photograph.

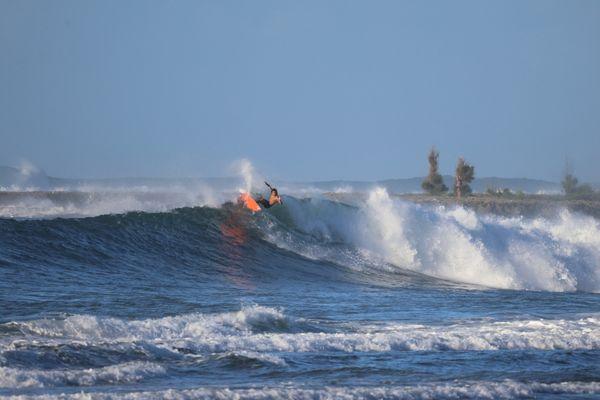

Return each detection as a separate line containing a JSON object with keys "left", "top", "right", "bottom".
{"left": 256, "top": 182, "right": 282, "bottom": 209}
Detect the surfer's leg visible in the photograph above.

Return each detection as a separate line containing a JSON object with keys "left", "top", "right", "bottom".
{"left": 257, "top": 198, "right": 269, "bottom": 208}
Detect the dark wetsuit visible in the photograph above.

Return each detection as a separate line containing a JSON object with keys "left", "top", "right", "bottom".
{"left": 257, "top": 198, "right": 271, "bottom": 209}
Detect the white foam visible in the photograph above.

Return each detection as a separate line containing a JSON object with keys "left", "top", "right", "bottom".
{"left": 2, "top": 380, "right": 599, "bottom": 399}
{"left": 0, "top": 361, "right": 164, "bottom": 389}
{"left": 361, "top": 188, "right": 419, "bottom": 268}
{"left": 333, "top": 185, "right": 354, "bottom": 194}
{"left": 269, "top": 188, "right": 600, "bottom": 292}
{"left": 6, "top": 307, "right": 599, "bottom": 358}
{"left": 3, "top": 307, "right": 599, "bottom": 394}
{"left": 16, "top": 305, "right": 288, "bottom": 342}
{"left": 444, "top": 206, "right": 481, "bottom": 230}
{"left": 222, "top": 350, "right": 287, "bottom": 366}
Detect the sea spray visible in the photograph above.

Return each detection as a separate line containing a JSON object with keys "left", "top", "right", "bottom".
{"left": 268, "top": 188, "right": 600, "bottom": 292}
{"left": 0, "top": 188, "right": 223, "bottom": 219}
{"left": 362, "top": 187, "right": 419, "bottom": 268}
{"left": 231, "top": 158, "right": 264, "bottom": 194}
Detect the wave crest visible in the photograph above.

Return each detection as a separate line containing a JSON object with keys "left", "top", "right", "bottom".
{"left": 266, "top": 189, "right": 600, "bottom": 292}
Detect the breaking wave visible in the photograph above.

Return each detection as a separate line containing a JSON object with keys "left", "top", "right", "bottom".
{"left": 266, "top": 188, "right": 600, "bottom": 292}
{"left": 1, "top": 187, "right": 599, "bottom": 292}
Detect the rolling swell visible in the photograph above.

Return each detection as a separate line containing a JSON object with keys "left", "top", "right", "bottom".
{"left": 0, "top": 206, "right": 245, "bottom": 276}
{"left": 0, "top": 206, "right": 342, "bottom": 294}
{"left": 2, "top": 188, "right": 600, "bottom": 294}
{"left": 0, "top": 204, "right": 376, "bottom": 322}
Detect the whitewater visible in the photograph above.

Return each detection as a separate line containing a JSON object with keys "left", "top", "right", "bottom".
{"left": 1, "top": 184, "right": 599, "bottom": 399}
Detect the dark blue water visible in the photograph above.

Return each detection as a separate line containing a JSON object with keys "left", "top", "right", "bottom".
{"left": 1, "top": 196, "right": 599, "bottom": 399}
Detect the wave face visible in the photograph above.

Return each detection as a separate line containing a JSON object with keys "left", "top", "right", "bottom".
{"left": 1, "top": 188, "right": 600, "bottom": 398}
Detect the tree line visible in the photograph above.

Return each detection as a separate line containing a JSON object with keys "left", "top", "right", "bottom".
{"left": 561, "top": 172, "right": 595, "bottom": 197}
{"left": 420, "top": 148, "right": 595, "bottom": 198}
{"left": 421, "top": 148, "right": 474, "bottom": 199}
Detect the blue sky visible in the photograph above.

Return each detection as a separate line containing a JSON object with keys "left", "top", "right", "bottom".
{"left": 1, "top": 0, "right": 599, "bottom": 182}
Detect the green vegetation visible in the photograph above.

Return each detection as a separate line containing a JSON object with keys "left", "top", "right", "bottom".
{"left": 454, "top": 157, "right": 475, "bottom": 199}
{"left": 416, "top": 148, "right": 599, "bottom": 204}
{"left": 486, "top": 187, "right": 526, "bottom": 199}
{"left": 562, "top": 173, "right": 594, "bottom": 198}
{"left": 421, "top": 148, "right": 448, "bottom": 195}
{"left": 328, "top": 191, "right": 600, "bottom": 219}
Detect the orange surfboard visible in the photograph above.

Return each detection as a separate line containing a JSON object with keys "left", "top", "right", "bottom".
{"left": 238, "top": 192, "right": 261, "bottom": 212}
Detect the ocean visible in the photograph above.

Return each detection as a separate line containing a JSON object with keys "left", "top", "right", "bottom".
{"left": 1, "top": 188, "right": 599, "bottom": 399}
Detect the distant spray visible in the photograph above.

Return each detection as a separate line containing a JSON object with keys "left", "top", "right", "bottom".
{"left": 8, "top": 159, "right": 50, "bottom": 190}
{"left": 18, "top": 159, "right": 40, "bottom": 177}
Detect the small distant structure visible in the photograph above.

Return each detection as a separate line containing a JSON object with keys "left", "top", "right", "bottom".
{"left": 486, "top": 187, "right": 525, "bottom": 198}
{"left": 421, "top": 147, "right": 448, "bottom": 195}
{"left": 454, "top": 157, "right": 475, "bottom": 199}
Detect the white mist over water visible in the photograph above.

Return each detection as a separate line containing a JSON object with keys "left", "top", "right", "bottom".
{"left": 0, "top": 159, "right": 269, "bottom": 218}
{"left": 0, "top": 187, "right": 224, "bottom": 219}
{"left": 0, "top": 160, "right": 50, "bottom": 191}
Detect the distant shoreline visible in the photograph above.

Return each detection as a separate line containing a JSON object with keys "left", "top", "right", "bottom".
{"left": 2, "top": 189, "right": 600, "bottom": 219}
{"left": 328, "top": 192, "right": 600, "bottom": 219}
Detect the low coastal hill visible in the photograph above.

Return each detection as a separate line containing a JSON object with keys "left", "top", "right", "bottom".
{"left": 1, "top": 165, "right": 571, "bottom": 194}
{"left": 303, "top": 176, "right": 562, "bottom": 194}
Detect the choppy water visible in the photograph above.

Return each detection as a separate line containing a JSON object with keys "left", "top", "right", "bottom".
{"left": 1, "top": 188, "right": 599, "bottom": 399}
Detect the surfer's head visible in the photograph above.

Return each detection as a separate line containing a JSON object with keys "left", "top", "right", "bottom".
{"left": 271, "top": 188, "right": 278, "bottom": 196}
